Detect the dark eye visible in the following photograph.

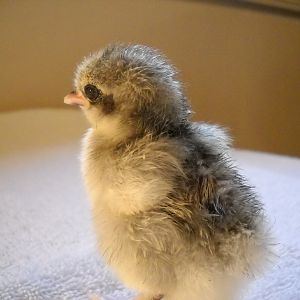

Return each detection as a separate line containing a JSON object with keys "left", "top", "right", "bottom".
{"left": 84, "top": 84, "right": 101, "bottom": 103}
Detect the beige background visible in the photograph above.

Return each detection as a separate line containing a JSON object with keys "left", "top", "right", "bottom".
{"left": 1, "top": 0, "right": 299, "bottom": 156}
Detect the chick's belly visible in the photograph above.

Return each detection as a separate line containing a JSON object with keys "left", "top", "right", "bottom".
{"left": 94, "top": 224, "right": 175, "bottom": 293}
{"left": 105, "top": 250, "right": 174, "bottom": 294}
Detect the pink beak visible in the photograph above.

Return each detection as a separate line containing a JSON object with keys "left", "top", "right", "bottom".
{"left": 64, "top": 91, "right": 85, "bottom": 106}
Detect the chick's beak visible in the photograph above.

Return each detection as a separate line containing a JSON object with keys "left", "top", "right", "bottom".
{"left": 64, "top": 91, "right": 85, "bottom": 106}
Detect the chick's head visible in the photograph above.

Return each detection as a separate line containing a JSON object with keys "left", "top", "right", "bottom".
{"left": 65, "top": 44, "right": 191, "bottom": 142}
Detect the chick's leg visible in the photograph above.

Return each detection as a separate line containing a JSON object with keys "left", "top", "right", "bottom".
{"left": 134, "top": 294, "right": 163, "bottom": 300}
{"left": 153, "top": 296, "right": 164, "bottom": 300}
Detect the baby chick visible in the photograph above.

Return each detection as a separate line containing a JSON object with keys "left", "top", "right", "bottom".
{"left": 64, "top": 44, "right": 271, "bottom": 300}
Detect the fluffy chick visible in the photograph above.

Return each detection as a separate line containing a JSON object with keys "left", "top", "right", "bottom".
{"left": 64, "top": 44, "right": 271, "bottom": 300}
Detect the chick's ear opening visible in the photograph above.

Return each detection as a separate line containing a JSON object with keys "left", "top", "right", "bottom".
{"left": 101, "top": 94, "right": 115, "bottom": 114}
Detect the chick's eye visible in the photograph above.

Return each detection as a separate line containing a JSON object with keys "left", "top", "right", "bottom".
{"left": 84, "top": 84, "right": 101, "bottom": 103}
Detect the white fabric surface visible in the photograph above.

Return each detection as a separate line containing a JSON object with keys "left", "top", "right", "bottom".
{"left": 0, "top": 109, "right": 299, "bottom": 300}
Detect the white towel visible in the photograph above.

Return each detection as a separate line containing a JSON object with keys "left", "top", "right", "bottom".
{"left": 0, "top": 109, "right": 299, "bottom": 299}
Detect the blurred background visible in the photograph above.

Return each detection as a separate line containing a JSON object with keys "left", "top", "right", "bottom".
{"left": 1, "top": 0, "right": 300, "bottom": 156}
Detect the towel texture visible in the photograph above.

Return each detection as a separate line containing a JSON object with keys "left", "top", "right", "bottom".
{"left": 0, "top": 109, "right": 299, "bottom": 300}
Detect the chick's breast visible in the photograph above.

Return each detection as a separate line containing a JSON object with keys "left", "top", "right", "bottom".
{"left": 81, "top": 129, "right": 194, "bottom": 291}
